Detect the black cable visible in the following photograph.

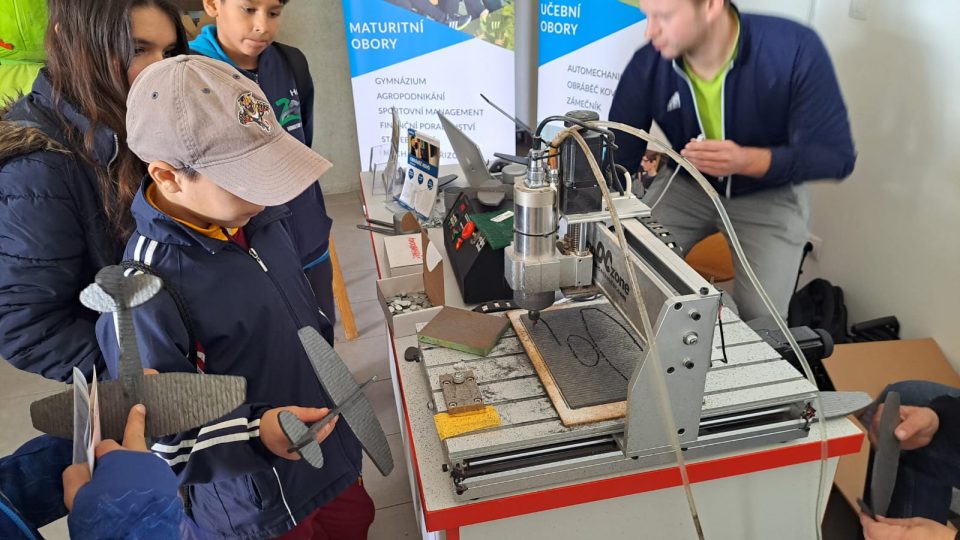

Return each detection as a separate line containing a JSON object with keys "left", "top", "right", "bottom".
{"left": 119, "top": 260, "right": 200, "bottom": 368}
{"left": 792, "top": 241, "right": 814, "bottom": 294}
{"left": 717, "top": 292, "right": 729, "bottom": 365}
{"left": 513, "top": 227, "right": 560, "bottom": 238}
{"left": 534, "top": 116, "right": 617, "bottom": 149}
{"left": 438, "top": 176, "right": 457, "bottom": 188}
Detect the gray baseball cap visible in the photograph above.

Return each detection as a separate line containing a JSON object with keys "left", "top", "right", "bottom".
{"left": 126, "top": 55, "right": 332, "bottom": 207}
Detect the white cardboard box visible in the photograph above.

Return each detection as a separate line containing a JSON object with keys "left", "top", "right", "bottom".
{"left": 376, "top": 273, "right": 442, "bottom": 337}
{"left": 383, "top": 234, "right": 423, "bottom": 277}
{"left": 377, "top": 230, "right": 445, "bottom": 337}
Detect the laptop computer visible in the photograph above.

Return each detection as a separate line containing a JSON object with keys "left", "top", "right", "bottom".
{"left": 438, "top": 113, "right": 506, "bottom": 206}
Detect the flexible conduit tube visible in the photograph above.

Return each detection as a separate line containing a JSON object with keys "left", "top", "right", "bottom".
{"left": 597, "top": 120, "right": 831, "bottom": 540}
{"left": 551, "top": 127, "right": 707, "bottom": 539}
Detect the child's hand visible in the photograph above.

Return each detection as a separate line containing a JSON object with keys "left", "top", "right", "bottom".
{"left": 260, "top": 406, "right": 339, "bottom": 460}
{"left": 63, "top": 404, "right": 150, "bottom": 511}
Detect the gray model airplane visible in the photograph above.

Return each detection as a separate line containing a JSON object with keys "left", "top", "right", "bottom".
{"left": 30, "top": 265, "right": 247, "bottom": 442}
{"left": 278, "top": 327, "right": 394, "bottom": 476}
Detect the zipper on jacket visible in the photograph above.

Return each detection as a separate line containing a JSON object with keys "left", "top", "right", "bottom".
{"left": 720, "top": 60, "right": 735, "bottom": 199}
{"left": 673, "top": 60, "right": 738, "bottom": 198}
{"left": 672, "top": 63, "right": 708, "bottom": 139}
{"left": 237, "top": 242, "right": 361, "bottom": 481}
{"left": 105, "top": 133, "right": 120, "bottom": 180}
{"left": 248, "top": 248, "right": 269, "bottom": 272}
{"left": 237, "top": 243, "right": 303, "bottom": 330}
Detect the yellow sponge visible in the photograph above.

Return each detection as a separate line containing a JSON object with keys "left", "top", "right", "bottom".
{"left": 434, "top": 406, "right": 501, "bottom": 441}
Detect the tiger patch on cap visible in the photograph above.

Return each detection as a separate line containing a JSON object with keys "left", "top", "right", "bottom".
{"left": 237, "top": 92, "right": 272, "bottom": 133}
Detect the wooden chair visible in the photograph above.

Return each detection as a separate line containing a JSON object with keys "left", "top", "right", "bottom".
{"left": 685, "top": 232, "right": 734, "bottom": 283}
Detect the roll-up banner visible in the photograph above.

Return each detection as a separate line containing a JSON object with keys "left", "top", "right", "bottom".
{"left": 343, "top": 1, "right": 517, "bottom": 167}
{"left": 537, "top": 0, "right": 647, "bottom": 121}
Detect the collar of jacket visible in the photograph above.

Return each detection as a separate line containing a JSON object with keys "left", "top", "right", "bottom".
{"left": 189, "top": 25, "right": 234, "bottom": 67}
{"left": 130, "top": 179, "right": 291, "bottom": 254}
{"left": 189, "top": 25, "right": 275, "bottom": 81}
{"left": 672, "top": 3, "right": 749, "bottom": 74}
{"left": 22, "top": 70, "right": 119, "bottom": 167}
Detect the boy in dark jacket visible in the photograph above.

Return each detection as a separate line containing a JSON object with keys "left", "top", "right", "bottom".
{"left": 610, "top": 0, "right": 856, "bottom": 321}
{"left": 96, "top": 56, "right": 374, "bottom": 539}
{"left": 189, "top": 0, "right": 337, "bottom": 344}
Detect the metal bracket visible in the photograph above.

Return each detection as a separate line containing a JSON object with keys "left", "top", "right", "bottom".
{"left": 440, "top": 370, "right": 484, "bottom": 415}
{"left": 504, "top": 246, "right": 593, "bottom": 292}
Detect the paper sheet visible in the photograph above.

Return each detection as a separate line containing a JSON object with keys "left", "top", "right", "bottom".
{"left": 72, "top": 367, "right": 101, "bottom": 474}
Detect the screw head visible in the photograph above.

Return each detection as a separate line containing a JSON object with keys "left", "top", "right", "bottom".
{"left": 683, "top": 333, "right": 699, "bottom": 345}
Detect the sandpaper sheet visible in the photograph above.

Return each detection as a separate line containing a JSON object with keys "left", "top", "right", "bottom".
{"left": 515, "top": 304, "right": 643, "bottom": 409}
{"left": 865, "top": 391, "right": 901, "bottom": 517}
{"left": 418, "top": 307, "right": 510, "bottom": 357}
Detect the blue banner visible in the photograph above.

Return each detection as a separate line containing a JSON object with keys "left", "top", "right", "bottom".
{"left": 342, "top": 0, "right": 517, "bottom": 166}
{"left": 537, "top": 0, "right": 646, "bottom": 119}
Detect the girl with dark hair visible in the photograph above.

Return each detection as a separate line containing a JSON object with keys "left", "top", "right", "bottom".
{"left": 0, "top": 0, "right": 190, "bottom": 382}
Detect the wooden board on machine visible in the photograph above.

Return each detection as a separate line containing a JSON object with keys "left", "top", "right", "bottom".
{"left": 508, "top": 303, "right": 635, "bottom": 426}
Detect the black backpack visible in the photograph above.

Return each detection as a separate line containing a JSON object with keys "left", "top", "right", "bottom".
{"left": 788, "top": 278, "right": 849, "bottom": 344}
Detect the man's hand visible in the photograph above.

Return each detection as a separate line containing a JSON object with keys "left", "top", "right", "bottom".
{"left": 870, "top": 404, "right": 940, "bottom": 450}
{"left": 63, "top": 404, "right": 150, "bottom": 511}
{"left": 860, "top": 513, "right": 956, "bottom": 540}
{"left": 680, "top": 139, "right": 772, "bottom": 178}
{"left": 260, "top": 406, "right": 339, "bottom": 461}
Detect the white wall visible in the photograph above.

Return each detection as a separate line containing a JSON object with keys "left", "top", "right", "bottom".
{"left": 803, "top": 0, "right": 960, "bottom": 368}
{"left": 734, "top": 0, "right": 815, "bottom": 23}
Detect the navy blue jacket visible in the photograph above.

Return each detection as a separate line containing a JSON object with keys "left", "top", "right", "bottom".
{"left": 0, "top": 71, "right": 120, "bottom": 382}
{"left": 0, "top": 435, "right": 71, "bottom": 540}
{"left": 190, "top": 26, "right": 334, "bottom": 270}
{"left": 609, "top": 8, "right": 856, "bottom": 197}
{"left": 930, "top": 395, "right": 960, "bottom": 449}
{"left": 1, "top": 436, "right": 182, "bottom": 540}
{"left": 68, "top": 451, "right": 184, "bottom": 540}
{"left": 95, "top": 184, "right": 360, "bottom": 539}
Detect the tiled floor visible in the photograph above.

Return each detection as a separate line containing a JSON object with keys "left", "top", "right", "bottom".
{"left": 0, "top": 190, "right": 419, "bottom": 539}
{"left": 0, "top": 189, "right": 863, "bottom": 539}
{"left": 328, "top": 191, "right": 422, "bottom": 540}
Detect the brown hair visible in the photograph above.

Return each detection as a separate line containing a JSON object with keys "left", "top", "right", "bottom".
{"left": 44, "top": 0, "right": 189, "bottom": 240}
{"left": 642, "top": 150, "right": 663, "bottom": 172}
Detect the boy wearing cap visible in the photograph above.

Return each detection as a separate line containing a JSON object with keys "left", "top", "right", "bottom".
{"left": 190, "top": 0, "right": 338, "bottom": 344}
{"left": 96, "top": 55, "right": 374, "bottom": 539}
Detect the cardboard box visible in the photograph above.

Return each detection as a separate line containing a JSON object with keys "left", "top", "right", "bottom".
{"left": 377, "top": 231, "right": 445, "bottom": 337}
{"left": 383, "top": 234, "right": 423, "bottom": 277}
{"left": 822, "top": 339, "right": 960, "bottom": 512}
